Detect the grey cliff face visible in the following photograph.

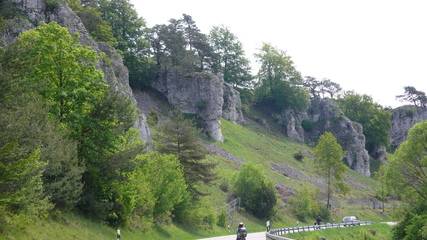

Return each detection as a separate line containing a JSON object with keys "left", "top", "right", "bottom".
{"left": 5, "top": 0, "right": 151, "bottom": 143}
{"left": 306, "top": 99, "right": 371, "bottom": 176}
{"left": 153, "top": 69, "right": 225, "bottom": 141}
{"left": 391, "top": 106, "right": 427, "bottom": 149}
{"left": 267, "top": 98, "right": 370, "bottom": 176}
{"left": 274, "top": 109, "right": 306, "bottom": 143}
{"left": 222, "top": 83, "right": 245, "bottom": 124}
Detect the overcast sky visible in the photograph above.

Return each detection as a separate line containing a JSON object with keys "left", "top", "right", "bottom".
{"left": 132, "top": 0, "right": 427, "bottom": 107}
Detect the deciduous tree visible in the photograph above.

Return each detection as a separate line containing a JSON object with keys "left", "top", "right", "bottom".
{"left": 314, "top": 132, "right": 347, "bottom": 209}
{"left": 209, "top": 26, "right": 252, "bottom": 87}
{"left": 338, "top": 91, "right": 391, "bottom": 153}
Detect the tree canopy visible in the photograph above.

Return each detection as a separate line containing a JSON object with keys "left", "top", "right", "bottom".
{"left": 155, "top": 113, "right": 216, "bottom": 198}
{"left": 209, "top": 26, "right": 252, "bottom": 87}
{"left": 385, "top": 121, "right": 427, "bottom": 240}
{"left": 233, "top": 164, "right": 276, "bottom": 218}
{"left": 254, "top": 43, "right": 309, "bottom": 112}
{"left": 313, "top": 132, "right": 347, "bottom": 209}
{"left": 337, "top": 91, "right": 391, "bottom": 153}
{"left": 303, "top": 76, "right": 342, "bottom": 99}
{"left": 396, "top": 86, "right": 427, "bottom": 108}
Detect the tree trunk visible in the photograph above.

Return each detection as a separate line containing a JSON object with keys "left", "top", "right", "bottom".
{"left": 327, "top": 168, "right": 331, "bottom": 209}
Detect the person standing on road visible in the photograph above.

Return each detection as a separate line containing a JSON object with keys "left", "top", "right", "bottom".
{"left": 315, "top": 215, "right": 322, "bottom": 229}
{"left": 236, "top": 222, "right": 247, "bottom": 240}
{"left": 116, "top": 228, "right": 121, "bottom": 240}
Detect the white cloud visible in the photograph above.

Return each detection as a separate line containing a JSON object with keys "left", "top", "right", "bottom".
{"left": 132, "top": 0, "right": 427, "bottom": 107}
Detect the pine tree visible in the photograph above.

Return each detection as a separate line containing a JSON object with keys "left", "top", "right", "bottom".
{"left": 155, "top": 113, "right": 216, "bottom": 198}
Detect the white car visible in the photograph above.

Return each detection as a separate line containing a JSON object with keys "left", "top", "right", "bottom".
{"left": 342, "top": 216, "right": 360, "bottom": 226}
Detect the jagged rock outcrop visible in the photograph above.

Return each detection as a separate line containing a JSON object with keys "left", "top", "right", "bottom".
{"left": 153, "top": 69, "right": 224, "bottom": 141}
{"left": 4, "top": 0, "right": 151, "bottom": 143}
{"left": 274, "top": 109, "right": 306, "bottom": 142}
{"left": 272, "top": 98, "right": 370, "bottom": 175}
{"left": 305, "top": 99, "right": 371, "bottom": 176}
{"left": 391, "top": 105, "right": 427, "bottom": 149}
{"left": 222, "top": 83, "right": 245, "bottom": 124}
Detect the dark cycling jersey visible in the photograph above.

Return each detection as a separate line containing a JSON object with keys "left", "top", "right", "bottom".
{"left": 236, "top": 227, "right": 247, "bottom": 240}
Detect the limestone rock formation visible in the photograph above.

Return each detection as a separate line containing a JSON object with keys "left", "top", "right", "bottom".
{"left": 274, "top": 109, "right": 306, "bottom": 142}
{"left": 153, "top": 69, "right": 224, "bottom": 141}
{"left": 4, "top": 0, "right": 151, "bottom": 143}
{"left": 391, "top": 105, "right": 427, "bottom": 149}
{"left": 305, "top": 99, "right": 371, "bottom": 176}
{"left": 222, "top": 83, "right": 245, "bottom": 124}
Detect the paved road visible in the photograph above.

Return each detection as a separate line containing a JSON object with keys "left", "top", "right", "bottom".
{"left": 199, "top": 222, "right": 398, "bottom": 240}
{"left": 199, "top": 231, "right": 266, "bottom": 240}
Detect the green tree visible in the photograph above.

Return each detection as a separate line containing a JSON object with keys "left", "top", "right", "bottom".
{"left": 73, "top": 4, "right": 117, "bottom": 46}
{"left": 396, "top": 86, "right": 427, "bottom": 108}
{"left": 98, "top": 0, "right": 153, "bottom": 88}
{"left": 4, "top": 23, "right": 138, "bottom": 223}
{"left": 41, "top": 124, "right": 83, "bottom": 209}
{"left": 4, "top": 22, "right": 106, "bottom": 129}
{"left": 78, "top": 91, "right": 138, "bottom": 222}
{"left": 136, "top": 153, "right": 187, "bottom": 219}
{"left": 319, "top": 79, "right": 341, "bottom": 98}
{"left": 255, "top": 43, "right": 308, "bottom": 112}
{"left": 155, "top": 113, "right": 216, "bottom": 198}
{"left": 99, "top": 0, "right": 145, "bottom": 53}
{"left": 337, "top": 91, "right": 391, "bottom": 153}
{"left": 149, "top": 14, "right": 214, "bottom": 72}
{"left": 181, "top": 14, "right": 214, "bottom": 71}
{"left": 233, "top": 164, "right": 276, "bottom": 218}
{"left": 373, "top": 165, "right": 388, "bottom": 214}
{"left": 112, "top": 152, "right": 187, "bottom": 227}
{"left": 385, "top": 121, "right": 427, "bottom": 202}
{"left": 313, "top": 132, "right": 347, "bottom": 209}
{"left": 0, "top": 93, "right": 53, "bottom": 226}
{"left": 209, "top": 26, "right": 252, "bottom": 87}
{"left": 1, "top": 39, "right": 83, "bottom": 211}
{"left": 303, "top": 76, "right": 321, "bottom": 98}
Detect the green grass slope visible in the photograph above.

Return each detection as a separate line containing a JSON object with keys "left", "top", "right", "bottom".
{"left": 3, "top": 118, "right": 393, "bottom": 240}
{"left": 288, "top": 223, "right": 393, "bottom": 240}
{"left": 215, "top": 119, "right": 391, "bottom": 224}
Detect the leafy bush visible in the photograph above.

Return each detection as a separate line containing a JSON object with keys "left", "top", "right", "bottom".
{"left": 402, "top": 214, "right": 427, "bottom": 240}
{"left": 76, "top": 7, "right": 117, "bottom": 46}
{"left": 293, "top": 151, "right": 304, "bottom": 161}
{"left": 113, "top": 152, "right": 187, "bottom": 227}
{"left": 219, "top": 179, "right": 229, "bottom": 192}
{"left": 217, "top": 210, "right": 227, "bottom": 228}
{"left": 288, "top": 187, "right": 319, "bottom": 222}
{"left": 392, "top": 202, "right": 427, "bottom": 240}
{"left": 301, "top": 119, "right": 314, "bottom": 132}
{"left": 233, "top": 164, "right": 276, "bottom": 218}
{"left": 147, "top": 111, "right": 159, "bottom": 127}
{"left": 45, "top": 0, "right": 62, "bottom": 12}
{"left": 317, "top": 205, "right": 331, "bottom": 222}
{"left": 175, "top": 199, "right": 217, "bottom": 229}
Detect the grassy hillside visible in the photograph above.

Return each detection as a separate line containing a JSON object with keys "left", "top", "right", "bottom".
{"left": 216, "top": 119, "right": 392, "bottom": 224}
{"left": 288, "top": 223, "right": 393, "bottom": 240}
{"left": 3, "top": 118, "right": 393, "bottom": 240}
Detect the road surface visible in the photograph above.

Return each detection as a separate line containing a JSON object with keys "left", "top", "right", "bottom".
{"left": 199, "top": 231, "right": 266, "bottom": 240}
